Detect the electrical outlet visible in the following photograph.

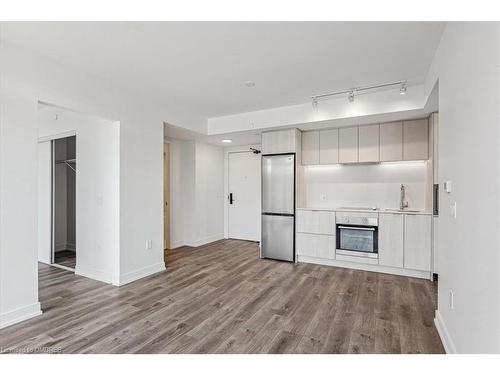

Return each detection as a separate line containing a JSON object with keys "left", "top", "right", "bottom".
{"left": 320, "top": 193, "right": 326, "bottom": 201}
{"left": 146, "top": 240, "right": 152, "bottom": 250}
{"left": 450, "top": 291, "right": 454, "bottom": 309}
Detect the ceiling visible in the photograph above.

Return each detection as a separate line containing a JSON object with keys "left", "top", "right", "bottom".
{"left": 1, "top": 22, "right": 445, "bottom": 119}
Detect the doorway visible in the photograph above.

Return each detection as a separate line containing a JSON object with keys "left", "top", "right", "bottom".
{"left": 228, "top": 151, "right": 261, "bottom": 241}
{"left": 53, "top": 135, "right": 77, "bottom": 270}
{"left": 164, "top": 143, "right": 170, "bottom": 250}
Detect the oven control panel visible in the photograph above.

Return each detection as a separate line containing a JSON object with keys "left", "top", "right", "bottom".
{"left": 336, "top": 215, "right": 378, "bottom": 227}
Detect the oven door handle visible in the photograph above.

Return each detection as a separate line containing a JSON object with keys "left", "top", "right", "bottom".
{"left": 338, "top": 226, "right": 376, "bottom": 231}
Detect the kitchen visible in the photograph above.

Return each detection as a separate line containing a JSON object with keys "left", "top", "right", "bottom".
{"left": 261, "top": 114, "right": 438, "bottom": 281}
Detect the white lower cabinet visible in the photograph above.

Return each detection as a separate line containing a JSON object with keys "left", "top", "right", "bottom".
{"left": 378, "top": 213, "right": 404, "bottom": 268}
{"left": 404, "top": 214, "right": 432, "bottom": 271}
{"left": 296, "top": 233, "right": 335, "bottom": 260}
{"left": 295, "top": 208, "right": 432, "bottom": 279}
{"left": 296, "top": 210, "right": 335, "bottom": 235}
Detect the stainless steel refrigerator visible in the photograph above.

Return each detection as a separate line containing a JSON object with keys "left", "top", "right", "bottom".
{"left": 261, "top": 153, "right": 295, "bottom": 262}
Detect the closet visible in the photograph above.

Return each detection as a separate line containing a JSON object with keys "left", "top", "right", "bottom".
{"left": 53, "top": 136, "right": 76, "bottom": 269}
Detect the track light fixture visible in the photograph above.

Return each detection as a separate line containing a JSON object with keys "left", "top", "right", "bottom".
{"left": 348, "top": 90, "right": 355, "bottom": 103}
{"left": 311, "top": 80, "right": 407, "bottom": 108}
{"left": 400, "top": 83, "right": 407, "bottom": 95}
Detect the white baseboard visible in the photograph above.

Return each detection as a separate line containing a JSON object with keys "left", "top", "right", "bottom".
{"left": 434, "top": 310, "right": 456, "bottom": 354}
{"left": 185, "top": 234, "right": 224, "bottom": 248}
{"left": 169, "top": 240, "right": 185, "bottom": 249}
{"left": 54, "top": 242, "right": 76, "bottom": 252}
{"left": 0, "top": 302, "right": 42, "bottom": 329}
{"left": 75, "top": 265, "right": 112, "bottom": 284}
{"left": 54, "top": 243, "right": 66, "bottom": 252}
{"left": 297, "top": 255, "right": 431, "bottom": 280}
{"left": 118, "top": 262, "right": 166, "bottom": 286}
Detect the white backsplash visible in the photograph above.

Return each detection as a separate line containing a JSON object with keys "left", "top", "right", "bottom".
{"left": 301, "top": 161, "right": 430, "bottom": 210}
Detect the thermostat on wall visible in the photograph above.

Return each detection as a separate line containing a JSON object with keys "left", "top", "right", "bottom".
{"left": 444, "top": 181, "right": 452, "bottom": 193}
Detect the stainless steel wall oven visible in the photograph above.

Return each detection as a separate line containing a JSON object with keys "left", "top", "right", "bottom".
{"left": 336, "top": 215, "right": 378, "bottom": 258}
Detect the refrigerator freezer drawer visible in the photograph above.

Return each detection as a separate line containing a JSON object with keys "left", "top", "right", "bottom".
{"left": 261, "top": 214, "right": 295, "bottom": 262}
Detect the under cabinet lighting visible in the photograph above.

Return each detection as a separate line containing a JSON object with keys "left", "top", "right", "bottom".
{"left": 380, "top": 160, "right": 426, "bottom": 165}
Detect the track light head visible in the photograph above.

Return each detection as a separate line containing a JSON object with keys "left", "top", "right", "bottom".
{"left": 400, "top": 83, "right": 407, "bottom": 95}
{"left": 312, "top": 97, "right": 318, "bottom": 109}
{"left": 348, "top": 91, "right": 355, "bottom": 103}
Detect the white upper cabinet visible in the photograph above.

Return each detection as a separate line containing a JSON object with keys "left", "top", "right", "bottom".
{"left": 404, "top": 214, "right": 431, "bottom": 271}
{"left": 378, "top": 213, "right": 404, "bottom": 268}
{"left": 358, "top": 124, "right": 380, "bottom": 163}
{"left": 403, "top": 119, "right": 429, "bottom": 160}
{"left": 301, "top": 131, "right": 320, "bottom": 165}
{"left": 380, "top": 121, "right": 403, "bottom": 162}
{"left": 338, "top": 127, "right": 358, "bottom": 163}
{"left": 262, "top": 129, "right": 299, "bottom": 155}
{"left": 319, "top": 129, "right": 339, "bottom": 164}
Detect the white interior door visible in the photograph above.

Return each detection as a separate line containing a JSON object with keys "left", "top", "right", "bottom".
{"left": 228, "top": 151, "right": 261, "bottom": 241}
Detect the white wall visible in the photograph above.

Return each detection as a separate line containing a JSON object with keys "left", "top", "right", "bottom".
{"left": 0, "top": 36, "right": 204, "bottom": 327}
{"left": 426, "top": 23, "right": 500, "bottom": 353}
{"left": 165, "top": 138, "right": 185, "bottom": 249}
{"left": 302, "top": 162, "right": 429, "bottom": 211}
{"left": 165, "top": 138, "right": 225, "bottom": 249}
{"left": 0, "top": 92, "right": 42, "bottom": 328}
{"left": 194, "top": 142, "right": 224, "bottom": 245}
{"left": 38, "top": 105, "right": 121, "bottom": 284}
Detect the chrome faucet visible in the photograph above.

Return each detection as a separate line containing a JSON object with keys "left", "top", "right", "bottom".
{"left": 400, "top": 184, "right": 409, "bottom": 210}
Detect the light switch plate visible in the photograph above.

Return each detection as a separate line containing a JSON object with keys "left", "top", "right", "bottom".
{"left": 450, "top": 202, "right": 457, "bottom": 218}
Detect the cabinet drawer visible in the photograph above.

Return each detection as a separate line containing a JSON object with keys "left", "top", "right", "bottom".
{"left": 335, "top": 253, "right": 379, "bottom": 265}
{"left": 296, "top": 210, "right": 335, "bottom": 235}
{"left": 296, "top": 233, "right": 335, "bottom": 259}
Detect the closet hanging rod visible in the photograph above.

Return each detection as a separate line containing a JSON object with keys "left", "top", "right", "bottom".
{"left": 55, "top": 158, "right": 76, "bottom": 164}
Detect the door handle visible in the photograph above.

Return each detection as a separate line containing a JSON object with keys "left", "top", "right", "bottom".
{"left": 229, "top": 193, "right": 234, "bottom": 204}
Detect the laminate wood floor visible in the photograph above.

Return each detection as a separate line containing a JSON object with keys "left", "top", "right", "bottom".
{"left": 0, "top": 239, "right": 444, "bottom": 354}
{"left": 54, "top": 250, "right": 76, "bottom": 269}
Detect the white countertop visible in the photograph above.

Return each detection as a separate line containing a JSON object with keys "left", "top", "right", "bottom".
{"left": 296, "top": 207, "right": 432, "bottom": 215}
